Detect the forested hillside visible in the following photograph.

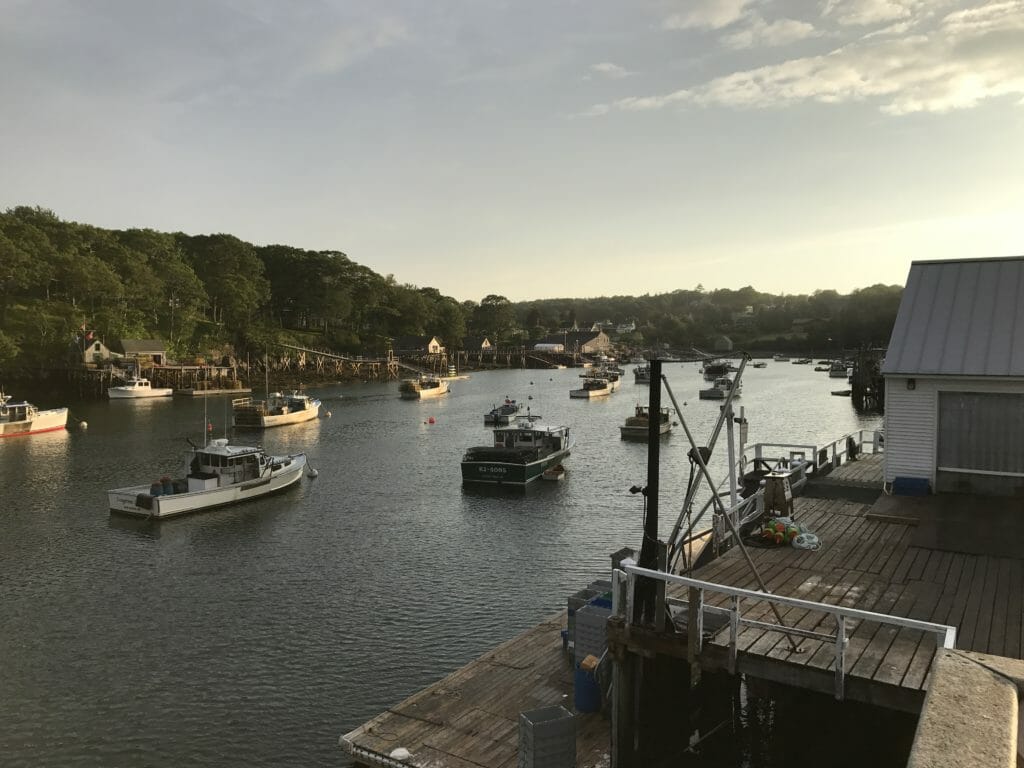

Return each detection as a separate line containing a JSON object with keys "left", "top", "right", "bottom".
{"left": 0, "top": 207, "right": 902, "bottom": 372}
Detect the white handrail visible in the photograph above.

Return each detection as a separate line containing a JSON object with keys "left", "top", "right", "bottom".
{"left": 620, "top": 564, "right": 955, "bottom": 699}
{"left": 750, "top": 429, "right": 884, "bottom": 475}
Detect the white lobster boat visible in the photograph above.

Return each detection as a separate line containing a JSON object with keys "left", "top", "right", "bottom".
{"left": 232, "top": 391, "right": 321, "bottom": 428}
{"left": 107, "top": 376, "right": 173, "bottom": 399}
{"left": 400, "top": 376, "right": 449, "bottom": 400}
{"left": 570, "top": 377, "right": 613, "bottom": 399}
{"left": 107, "top": 438, "right": 307, "bottom": 519}
{"left": 0, "top": 392, "right": 68, "bottom": 437}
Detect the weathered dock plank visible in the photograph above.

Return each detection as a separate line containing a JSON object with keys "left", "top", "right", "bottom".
{"left": 341, "top": 614, "right": 609, "bottom": 768}
{"left": 678, "top": 484, "right": 1024, "bottom": 710}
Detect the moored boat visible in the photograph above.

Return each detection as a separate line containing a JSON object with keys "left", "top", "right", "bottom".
{"left": 699, "top": 376, "right": 741, "bottom": 400}
{"left": 633, "top": 364, "right": 651, "bottom": 384}
{"left": 619, "top": 405, "right": 673, "bottom": 441}
{"left": 829, "top": 361, "right": 851, "bottom": 378}
{"left": 461, "top": 417, "right": 573, "bottom": 486}
{"left": 484, "top": 398, "right": 521, "bottom": 425}
{"left": 570, "top": 377, "right": 612, "bottom": 399}
{"left": 772, "top": 354, "right": 791, "bottom": 362}
{"left": 752, "top": 361, "right": 768, "bottom": 368}
{"left": 107, "top": 376, "right": 173, "bottom": 399}
{"left": 107, "top": 438, "right": 307, "bottom": 519}
{"left": 232, "top": 391, "right": 321, "bottom": 428}
{"left": 0, "top": 392, "right": 68, "bottom": 437}
{"left": 399, "top": 376, "right": 449, "bottom": 399}
{"left": 596, "top": 369, "right": 621, "bottom": 392}
{"left": 701, "top": 359, "right": 731, "bottom": 380}
{"left": 485, "top": 399, "right": 524, "bottom": 423}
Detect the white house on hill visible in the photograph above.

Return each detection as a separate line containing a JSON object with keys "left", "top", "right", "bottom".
{"left": 882, "top": 256, "right": 1024, "bottom": 496}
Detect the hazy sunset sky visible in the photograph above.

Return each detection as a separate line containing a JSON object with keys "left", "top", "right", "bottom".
{"left": 2, "top": 0, "right": 1022, "bottom": 301}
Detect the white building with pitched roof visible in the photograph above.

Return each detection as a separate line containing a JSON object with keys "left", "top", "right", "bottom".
{"left": 882, "top": 256, "right": 1024, "bottom": 496}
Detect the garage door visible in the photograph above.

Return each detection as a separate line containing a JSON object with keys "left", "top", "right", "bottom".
{"left": 937, "top": 392, "right": 1024, "bottom": 495}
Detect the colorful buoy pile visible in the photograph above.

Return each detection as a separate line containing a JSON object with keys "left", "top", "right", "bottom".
{"left": 759, "top": 516, "right": 801, "bottom": 545}
{"left": 758, "top": 516, "right": 820, "bottom": 549}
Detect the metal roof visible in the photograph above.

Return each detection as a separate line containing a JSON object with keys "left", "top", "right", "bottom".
{"left": 118, "top": 338, "right": 166, "bottom": 354}
{"left": 882, "top": 256, "right": 1024, "bottom": 377}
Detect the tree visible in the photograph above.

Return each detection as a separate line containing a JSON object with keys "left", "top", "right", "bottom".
{"left": 179, "top": 234, "right": 270, "bottom": 333}
{"left": 471, "top": 294, "right": 516, "bottom": 341}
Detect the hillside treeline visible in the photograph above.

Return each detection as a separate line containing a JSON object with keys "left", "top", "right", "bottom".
{"left": 0, "top": 207, "right": 901, "bottom": 371}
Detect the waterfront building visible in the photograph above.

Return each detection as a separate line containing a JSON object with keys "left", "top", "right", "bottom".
{"left": 114, "top": 338, "right": 168, "bottom": 366}
{"left": 535, "top": 330, "right": 611, "bottom": 355}
{"left": 882, "top": 256, "right": 1024, "bottom": 496}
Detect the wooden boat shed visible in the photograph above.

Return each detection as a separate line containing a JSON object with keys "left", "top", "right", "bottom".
{"left": 882, "top": 256, "right": 1024, "bottom": 496}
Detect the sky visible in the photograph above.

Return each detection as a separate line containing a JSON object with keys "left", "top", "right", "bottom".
{"left": 1, "top": 0, "right": 1022, "bottom": 302}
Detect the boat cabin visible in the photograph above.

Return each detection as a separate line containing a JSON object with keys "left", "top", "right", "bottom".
{"left": 187, "top": 440, "right": 267, "bottom": 490}
{"left": 493, "top": 424, "right": 569, "bottom": 453}
{"left": 1, "top": 397, "right": 33, "bottom": 423}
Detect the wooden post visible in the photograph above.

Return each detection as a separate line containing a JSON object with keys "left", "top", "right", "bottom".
{"left": 612, "top": 653, "right": 638, "bottom": 768}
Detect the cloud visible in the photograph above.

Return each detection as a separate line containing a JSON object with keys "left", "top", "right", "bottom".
{"left": 720, "top": 16, "right": 819, "bottom": 49}
{"left": 589, "top": 61, "right": 633, "bottom": 79}
{"left": 587, "top": 0, "right": 1024, "bottom": 116}
{"left": 821, "top": 0, "right": 926, "bottom": 26}
{"left": 662, "top": 0, "right": 755, "bottom": 30}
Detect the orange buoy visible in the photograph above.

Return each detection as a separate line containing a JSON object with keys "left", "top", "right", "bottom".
{"left": 428, "top": 416, "right": 435, "bottom": 424}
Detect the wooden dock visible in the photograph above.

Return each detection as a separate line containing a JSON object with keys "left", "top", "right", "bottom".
{"left": 343, "top": 449, "right": 1024, "bottom": 765}
{"left": 175, "top": 387, "right": 252, "bottom": 396}
{"left": 341, "top": 615, "right": 609, "bottom": 768}
{"left": 614, "top": 452, "right": 1024, "bottom": 712}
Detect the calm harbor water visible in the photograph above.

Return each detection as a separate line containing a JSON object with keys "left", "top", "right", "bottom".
{"left": 0, "top": 363, "right": 883, "bottom": 767}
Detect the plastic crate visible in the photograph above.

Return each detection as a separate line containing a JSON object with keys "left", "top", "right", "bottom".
{"left": 574, "top": 603, "right": 611, "bottom": 666}
{"left": 519, "top": 706, "right": 576, "bottom": 768}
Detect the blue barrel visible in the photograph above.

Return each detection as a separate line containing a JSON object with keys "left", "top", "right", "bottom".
{"left": 574, "top": 667, "right": 601, "bottom": 712}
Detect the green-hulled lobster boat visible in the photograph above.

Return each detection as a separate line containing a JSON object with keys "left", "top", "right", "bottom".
{"left": 461, "top": 418, "right": 573, "bottom": 486}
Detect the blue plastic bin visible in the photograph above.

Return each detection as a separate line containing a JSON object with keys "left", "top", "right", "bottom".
{"left": 574, "top": 667, "right": 601, "bottom": 712}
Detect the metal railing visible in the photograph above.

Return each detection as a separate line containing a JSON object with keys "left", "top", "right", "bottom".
{"left": 616, "top": 564, "right": 955, "bottom": 700}
{"left": 750, "top": 429, "right": 884, "bottom": 476}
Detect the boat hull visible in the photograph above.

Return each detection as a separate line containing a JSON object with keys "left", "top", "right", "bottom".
{"left": 0, "top": 408, "right": 68, "bottom": 437}
{"left": 484, "top": 413, "right": 518, "bottom": 425}
{"left": 461, "top": 447, "right": 572, "bottom": 486}
{"left": 234, "top": 402, "right": 321, "bottom": 428}
{"left": 698, "top": 390, "right": 727, "bottom": 399}
{"left": 400, "top": 384, "right": 449, "bottom": 400}
{"left": 108, "top": 388, "right": 173, "bottom": 399}
{"left": 108, "top": 454, "right": 307, "bottom": 519}
{"left": 620, "top": 423, "right": 672, "bottom": 441}
{"left": 570, "top": 388, "right": 609, "bottom": 399}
